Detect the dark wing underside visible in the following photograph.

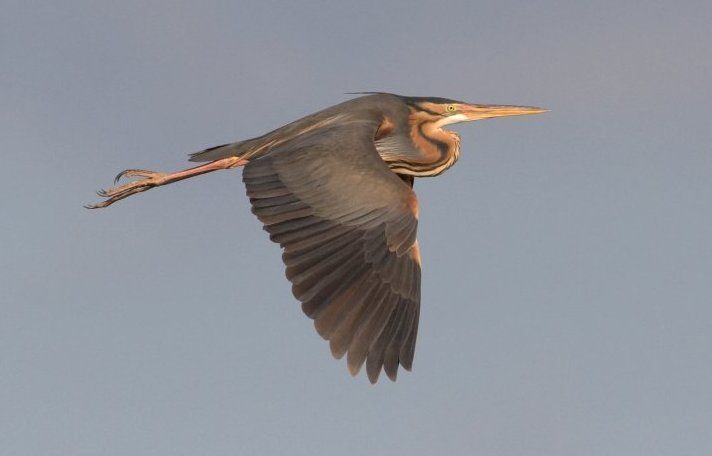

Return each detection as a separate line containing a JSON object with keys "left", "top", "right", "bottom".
{"left": 242, "top": 119, "right": 421, "bottom": 383}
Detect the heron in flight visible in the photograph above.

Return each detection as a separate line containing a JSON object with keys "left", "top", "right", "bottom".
{"left": 88, "top": 93, "right": 546, "bottom": 383}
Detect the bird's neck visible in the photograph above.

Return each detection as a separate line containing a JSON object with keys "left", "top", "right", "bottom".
{"left": 400, "top": 113, "right": 461, "bottom": 177}
{"left": 375, "top": 114, "right": 461, "bottom": 177}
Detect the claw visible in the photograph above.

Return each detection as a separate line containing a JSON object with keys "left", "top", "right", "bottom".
{"left": 88, "top": 169, "right": 164, "bottom": 208}
{"left": 86, "top": 156, "right": 248, "bottom": 209}
{"left": 114, "top": 169, "right": 155, "bottom": 184}
{"left": 86, "top": 184, "right": 152, "bottom": 209}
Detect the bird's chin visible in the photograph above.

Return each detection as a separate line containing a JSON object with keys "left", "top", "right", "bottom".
{"left": 434, "top": 113, "right": 470, "bottom": 127}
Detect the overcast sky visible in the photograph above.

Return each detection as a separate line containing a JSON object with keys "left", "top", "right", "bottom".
{"left": 2, "top": 1, "right": 711, "bottom": 455}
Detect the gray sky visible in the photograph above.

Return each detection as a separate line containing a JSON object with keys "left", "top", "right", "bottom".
{"left": 2, "top": 1, "right": 711, "bottom": 455}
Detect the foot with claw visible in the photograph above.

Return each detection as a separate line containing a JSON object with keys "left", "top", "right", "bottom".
{"left": 85, "top": 156, "right": 248, "bottom": 209}
{"left": 85, "top": 170, "right": 166, "bottom": 209}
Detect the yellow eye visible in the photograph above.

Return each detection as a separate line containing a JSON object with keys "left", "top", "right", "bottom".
{"left": 446, "top": 104, "right": 456, "bottom": 112}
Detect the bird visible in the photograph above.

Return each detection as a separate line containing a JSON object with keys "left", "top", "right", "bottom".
{"left": 87, "top": 92, "right": 546, "bottom": 383}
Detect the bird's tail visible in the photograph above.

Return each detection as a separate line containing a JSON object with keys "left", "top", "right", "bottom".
{"left": 188, "top": 141, "right": 248, "bottom": 163}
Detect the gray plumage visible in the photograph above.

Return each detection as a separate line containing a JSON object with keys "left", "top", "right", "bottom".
{"left": 87, "top": 93, "right": 546, "bottom": 383}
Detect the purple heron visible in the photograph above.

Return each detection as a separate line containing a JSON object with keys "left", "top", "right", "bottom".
{"left": 88, "top": 93, "right": 546, "bottom": 383}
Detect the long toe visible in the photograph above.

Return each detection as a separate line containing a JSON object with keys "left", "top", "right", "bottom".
{"left": 114, "top": 169, "right": 162, "bottom": 184}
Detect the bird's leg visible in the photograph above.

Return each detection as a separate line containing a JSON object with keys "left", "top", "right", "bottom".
{"left": 86, "top": 156, "right": 248, "bottom": 209}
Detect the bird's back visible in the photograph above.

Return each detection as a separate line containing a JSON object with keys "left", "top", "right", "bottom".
{"left": 188, "top": 94, "right": 407, "bottom": 163}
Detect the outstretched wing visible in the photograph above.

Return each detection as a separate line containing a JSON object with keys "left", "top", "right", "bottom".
{"left": 242, "top": 118, "right": 421, "bottom": 383}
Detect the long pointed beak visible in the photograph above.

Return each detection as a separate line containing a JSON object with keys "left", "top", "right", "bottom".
{"left": 461, "top": 104, "right": 548, "bottom": 121}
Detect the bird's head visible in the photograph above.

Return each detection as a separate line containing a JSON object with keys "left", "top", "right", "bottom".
{"left": 403, "top": 96, "right": 547, "bottom": 127}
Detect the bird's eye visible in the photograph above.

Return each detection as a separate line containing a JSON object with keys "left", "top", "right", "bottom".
{"left": 446, "top": 105, "right": 456, "bottom": 112}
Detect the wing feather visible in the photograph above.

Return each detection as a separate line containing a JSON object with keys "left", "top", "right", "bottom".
{"left": 243, "top": 119, "right": 421, "bottom": 383}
